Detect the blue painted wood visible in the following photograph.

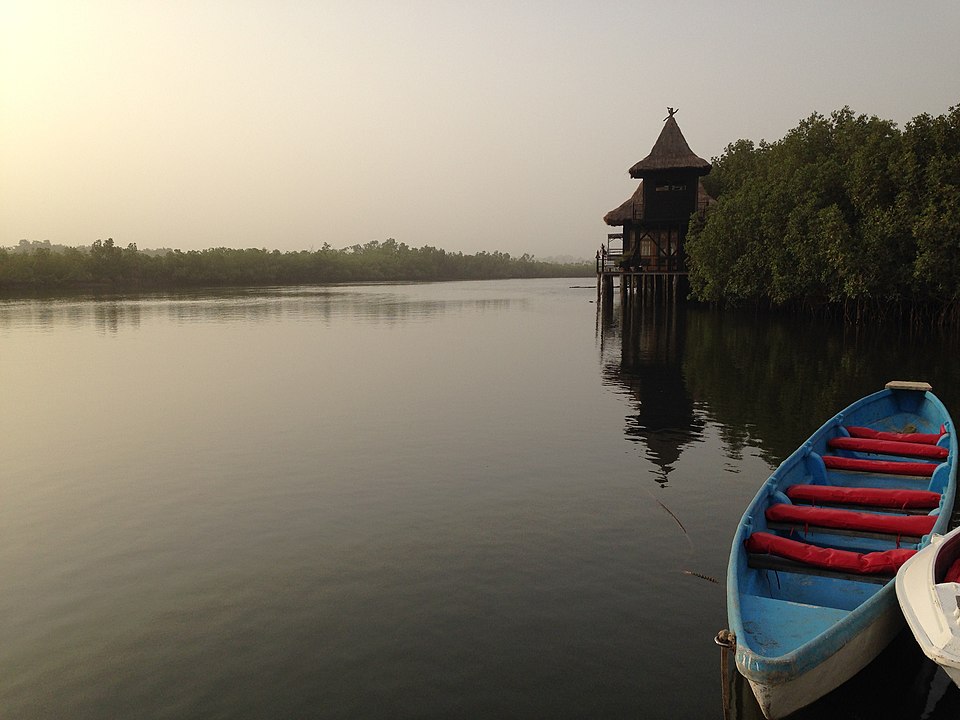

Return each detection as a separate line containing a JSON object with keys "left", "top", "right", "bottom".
{"left": 739, "top": 595, "right": 850, "bottom": 656}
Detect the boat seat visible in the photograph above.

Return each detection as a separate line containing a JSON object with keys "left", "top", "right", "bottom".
{"left": 827, "top": 436, "right": 948, "bottom": 460}
{"left": 747, "top": 553, "right": 891, "bottom": 585}
{"left": 786, "top": 484, "right": 941, "bottom": 512}
{"left": 765, "top": 503, "right": 936, "bottom": 544}
{"left": 745, "top": 531, "right": 916, "bottom": 577}
{"left": 845, "top": 426, "right": 945, "bottom": 445}
{"left": 822, "top": 455, "right": 938, "bottom": 477}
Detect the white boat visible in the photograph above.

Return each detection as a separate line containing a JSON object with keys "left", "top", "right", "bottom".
{"left": 896, "top": 524, "right": 960, "bottom": 687}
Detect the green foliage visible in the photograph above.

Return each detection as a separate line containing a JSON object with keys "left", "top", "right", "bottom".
{"left": 686, "top": 104, "right": 960, "bottom": 316}
{"left": 0, "top": 238, "right": 591, "bottom": 291}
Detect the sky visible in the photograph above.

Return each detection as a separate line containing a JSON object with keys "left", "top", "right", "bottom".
{"left": 1, "top": 1, "right": 958, "bottom": 260}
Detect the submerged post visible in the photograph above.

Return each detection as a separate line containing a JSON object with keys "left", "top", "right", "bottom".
{"left": 715, "top": 630, "right": 737, "bottom": 720}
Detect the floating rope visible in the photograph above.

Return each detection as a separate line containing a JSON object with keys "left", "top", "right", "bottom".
{"left": 683, "top": 569, "right": 720, "bottom": 585}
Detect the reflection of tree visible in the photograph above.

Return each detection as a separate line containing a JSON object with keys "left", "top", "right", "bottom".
{"left": 682, "top": 307, "right": 960, "bottom": 466}
{"left": 0, "top": 288, "right": 517, "bottom": 332}
{"left": 601, "top": 301, "right": 960, "bottom": 472}
{"left": 601, "top": 304, "right": 703, "bottom": 483}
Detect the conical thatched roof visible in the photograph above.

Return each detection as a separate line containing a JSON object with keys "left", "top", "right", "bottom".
{"left": 603, "top": 180, "right": 715, "bottom": 226}
{"left": 628, "top": 115, "right": 711, "bottom": 178}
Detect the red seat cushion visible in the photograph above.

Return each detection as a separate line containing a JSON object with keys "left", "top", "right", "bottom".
{"left": 845, "top": 426, "right": 944, "bottom": 445}
{"left": 786, "top": 485, "right": 941, "bottom": 510}
{"left": 745, "top": 531, "right": 916, "bottom": 575}
{"left": 944, "top": 558, "right": 960, "bottom": 584}
{"left": 822, "top": 455, "right": 938, "bottom": 477}
{"left": 765, "top": 503, "right": 937, "bottom": 537}
{"left": 828, "top": 436, "right": 948, "bottom": 460}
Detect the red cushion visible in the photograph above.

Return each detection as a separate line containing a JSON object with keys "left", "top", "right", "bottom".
{"left": 945, "top": 558, "right": 960, "bottom": 583}
{"left": 828, "top": 436, "right": 948, "bottom": 460}
{"left": 822, "top": 455, "right": 938, "bottom": 476}
{"left": 766, "top": 503, "right": 936, "bottom": 537}
{"left": 845, "top": 426, "right": 944, "bottom": 445}
{"left": 745, "top": 531, "right": 916, "bottom": 575}
{"left": 786, "top": 485, "right": 941, "bottom": 510}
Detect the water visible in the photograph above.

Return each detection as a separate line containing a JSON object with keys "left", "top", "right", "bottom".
{"left": 2, "top": 278, "right": 959, "bottom": 719}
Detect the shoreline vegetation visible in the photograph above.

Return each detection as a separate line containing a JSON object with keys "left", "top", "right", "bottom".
{"left": 688, "top": 104, "right": 960, "bottom": 325}
{"left": 0, "top": 239, "right": 592, "bottom": 293}
{"left": 7, "top": 104, "right": 957, "bottom": 324}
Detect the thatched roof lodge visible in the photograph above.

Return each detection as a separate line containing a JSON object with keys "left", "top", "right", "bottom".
{"left": 602, "top": 110, "right": 713, "bottom": 275}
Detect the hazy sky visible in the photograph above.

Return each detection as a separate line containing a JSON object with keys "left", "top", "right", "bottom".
{"left": 2, "top": 1, "right": 957, "bottom": 259}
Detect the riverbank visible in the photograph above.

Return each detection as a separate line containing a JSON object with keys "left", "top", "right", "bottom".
{"left": 0, "top": 239, "right": 592, "bottom": 292}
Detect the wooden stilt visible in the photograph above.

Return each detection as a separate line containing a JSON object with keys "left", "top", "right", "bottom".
{"left": 596, "top": 267, "right": 687, "bottom": 313}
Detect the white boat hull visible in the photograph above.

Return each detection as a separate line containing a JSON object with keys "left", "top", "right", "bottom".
{"left": 896, "top": 527, "right": 960, "bottom": 689}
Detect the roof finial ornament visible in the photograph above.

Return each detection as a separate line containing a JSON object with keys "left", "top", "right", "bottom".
{"left": 665, "top": 107, "right": 678, "bottom": 121}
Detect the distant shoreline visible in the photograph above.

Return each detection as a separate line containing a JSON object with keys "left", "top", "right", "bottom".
{"left": 0, "top": 239, "right": 593, "bottom": 294}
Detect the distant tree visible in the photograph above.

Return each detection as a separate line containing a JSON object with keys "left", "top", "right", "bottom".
{"left": 0, "top": 238, "right": 590, "bottom": 291}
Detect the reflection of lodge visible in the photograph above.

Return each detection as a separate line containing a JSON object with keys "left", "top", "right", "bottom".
{"left": 598, "top": 109, "right": 713, "bottom": 307}
{"left": 601, "top": 304, "right": 703, "bottom": 483}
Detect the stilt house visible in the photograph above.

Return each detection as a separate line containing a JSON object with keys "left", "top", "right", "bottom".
{"left": 603, "top": 110, "right": 713, "bottom": 273}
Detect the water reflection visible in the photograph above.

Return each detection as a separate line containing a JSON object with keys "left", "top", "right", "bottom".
{"left": 601, "top": 297, "right": 960, "bottom": 718}
{"left": 599, "top": 303, "right": 704, "bottom": 484}
{"left": 0, "top": 285, "right": 521, "bottom": 333}
{"left": 602, "top": 298, "right": 960, "bottom": 471}
{"left": 94, "top": 302, "right": 140, "bottom": 334}
{"left": 6, "top": 280, "right": 960, "bottom": 719}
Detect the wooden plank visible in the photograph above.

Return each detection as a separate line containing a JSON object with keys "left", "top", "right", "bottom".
{"left": 747, "top": 554, "right": 892, "bottom": 585}
{"left": 885, "top": 380, "right": 933, "bottom": 392}
{"left": 789, "top": 500, "right": 931, "bottom": 515}
{"left": 765, "top": 522, "right": 921, "bottom": 544}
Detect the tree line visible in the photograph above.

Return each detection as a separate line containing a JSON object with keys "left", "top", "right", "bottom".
{"left": 0, "top": 238, "right": 591, "bottom": 290}
{"left": 687, "top": 104, "right": 960, "bottom": 323}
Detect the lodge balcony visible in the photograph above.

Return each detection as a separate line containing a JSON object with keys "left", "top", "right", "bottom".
{"left": 596, "top": 234, "right": 687, "bottom": 276}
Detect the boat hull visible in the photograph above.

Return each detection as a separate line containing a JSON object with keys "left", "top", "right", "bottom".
{"left": 896, "top": 526, "right": 960, "bottom": 689}
{"left": 741, "top": 600, "right": 903, "bottom": 718}
{"left": 946, "top": 666, "right": 960, "bottom": 687}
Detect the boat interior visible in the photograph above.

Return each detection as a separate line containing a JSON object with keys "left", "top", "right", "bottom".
{"left": 735, "top": 403, "right": 954, "bottom": 655}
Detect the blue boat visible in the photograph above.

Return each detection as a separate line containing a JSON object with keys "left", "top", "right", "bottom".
{"left": 726, "top": 381, "right": 957, "bottom": 719}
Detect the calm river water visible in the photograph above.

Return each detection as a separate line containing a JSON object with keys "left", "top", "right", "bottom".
{"left": 3, "top": 278, "right": 960, "bottom": 719}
